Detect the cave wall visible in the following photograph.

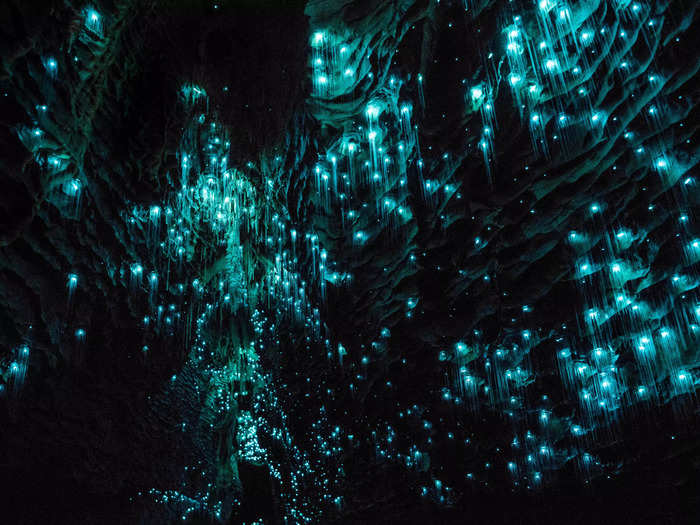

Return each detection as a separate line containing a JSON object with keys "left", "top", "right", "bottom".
{"left": 0, "top": 0, "right": 699, "bottom": 523}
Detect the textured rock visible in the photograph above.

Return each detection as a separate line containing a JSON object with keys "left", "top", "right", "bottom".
{"left": 0, "top": 0, "right": 699, "bottom": 523}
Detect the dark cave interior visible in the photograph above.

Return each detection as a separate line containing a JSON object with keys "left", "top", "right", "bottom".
{"left": 1, "top": 0, "right": 699, "bottom": 523}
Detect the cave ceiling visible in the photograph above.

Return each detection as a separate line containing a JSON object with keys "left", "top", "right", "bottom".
{"left": 0, "top": 0, "right": 699, "bottom": 523}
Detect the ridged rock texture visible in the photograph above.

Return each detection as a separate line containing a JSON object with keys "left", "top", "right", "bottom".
{"left": 0, "top": 0, "right": 699, "bottom": 523}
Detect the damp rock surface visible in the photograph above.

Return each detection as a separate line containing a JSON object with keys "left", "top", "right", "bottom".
{"left": 0, "top": 0, "right": 699, "bottom": 523}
